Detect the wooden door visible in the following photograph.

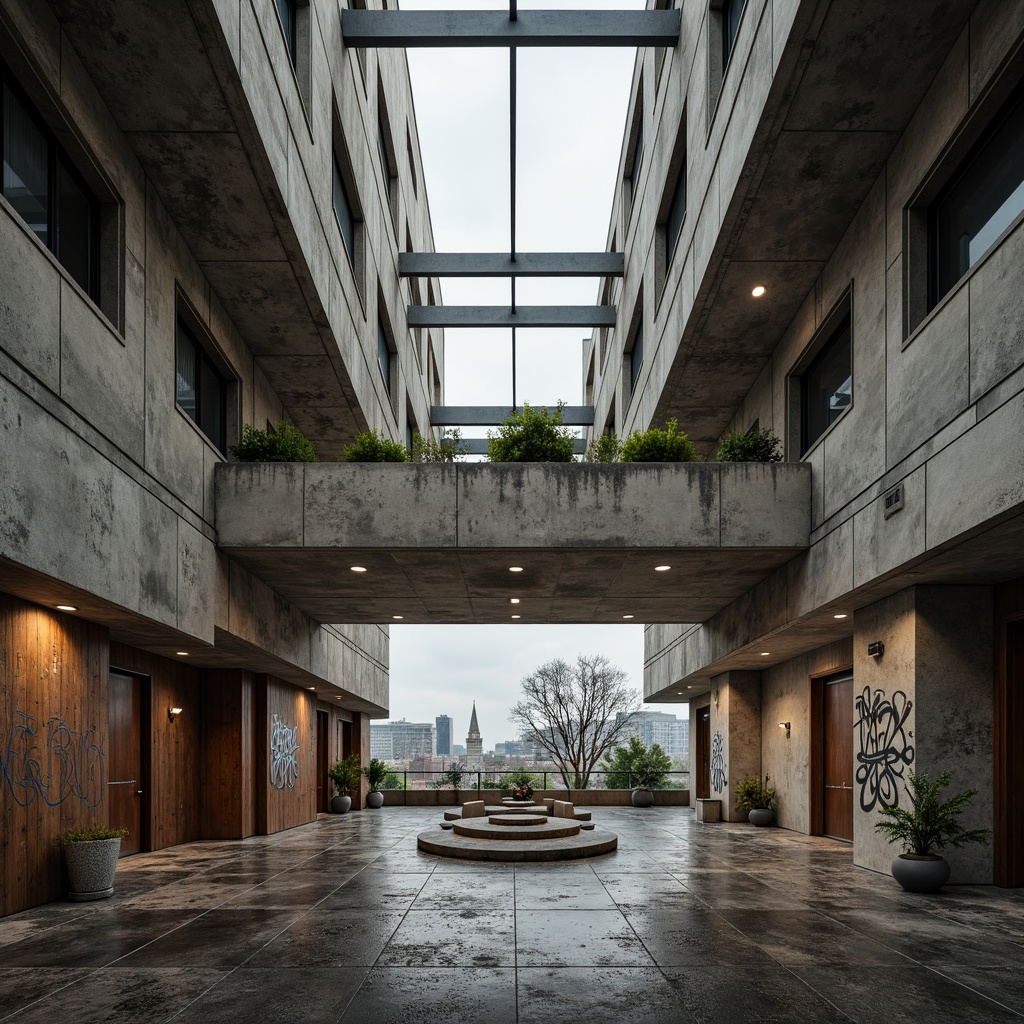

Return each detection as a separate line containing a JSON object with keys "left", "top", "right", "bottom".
{"left": 695, "top": 707, "right": 711, "bottom": 799}
{"left": 823, "top": 674, "right": 853, "bottom": 842}
{"left": 317, "top": 710, "right": 329, "bottom": 813}
{"left": 996, "top": 617, "right": 1024, "bottom": 886}
{"left": 108, "top": 672, "right": 143, "bottom": 856}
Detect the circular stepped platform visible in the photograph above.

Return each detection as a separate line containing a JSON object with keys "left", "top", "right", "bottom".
{"left": 418, "top": 827, "right": 618, "bottom": 862}
{"left": 455, "top": 818, "right": 580, "bottom": 841}
{"left": 484, "top": 804, "right": 548, "bottom": 815}
{"left": 489, "top": 813, "right": 547, "bottom": 826}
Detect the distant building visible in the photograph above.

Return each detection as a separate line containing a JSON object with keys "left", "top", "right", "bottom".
{"left": 452, "top": 744, "right": 467, "bottom": 758}
{"left": 465, "top": 702, "right": 483, "bottom": 765}
{"left": 495, "top": 739, "right": 534, "bottom": 758}
{"left": 435, "top": 715, "right": 453, "bottom": 757}
{"left": 370, "top": 720, "right": 434, "bottom": 762}
{"left": 617, "top": 711, "right": 689, "bottom": 758}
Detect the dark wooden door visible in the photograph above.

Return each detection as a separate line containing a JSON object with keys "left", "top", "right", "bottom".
{"left": 695, "top": 707, "right": 711, "bottom": 799}
{"left": 997, "top": 619, "right": 1024, "bottom": 886}
{"left": 341, "top": 719, "right": 353, "bottom": 758}
{"left": 823, "top": 675, "right": 853, "bottom": 842}
{"left": 317, "top": 710, "right": 330, "bottom": 813}
{"left": 108, "top": 672, "right": 143, "bottom": 856}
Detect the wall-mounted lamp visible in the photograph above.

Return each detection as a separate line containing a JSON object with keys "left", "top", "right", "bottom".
{"left": 168, "top": 707, "right": 183, "bottom": 723}
{"left": 867, "top": 641, "right": 885, "bottom": 658}
{"left": 778, "top": 721, "right": 791, "bottom": 736}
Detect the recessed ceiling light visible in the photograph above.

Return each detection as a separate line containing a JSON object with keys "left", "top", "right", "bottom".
{"left": 509, "top": 598, "right": 520, "bottom": 605}
{"left": 511, "top": 614, "right": 521, "bottom": 619}
{"left": 309, "top": 686, "right": 315, "bottom": 690}
{"left": 654, "top": 565, "right": 671, "bottom": 572}
{"left": 687, "top": 685, "right": 693, "bottom": 689}
{"left": 833, "top": 613, "right": 848, "bottom": 619}
{"left": 622, "top": 614, "right": 634, "bottom": 619}
{"left": 56, "top": 605, "right": 77, "bottom": 612}
{"left": 509, "top": 566, "right": 524, "bottom": 573}
{"left": 176, "top": 651, "right": 189, "bottom": 656}
{"left": 350, "top": 565, "right": 367, "bottom": 573}
{"left": 393, "top": 615, "right": 404, "bottom": 620}
{"left": 760, "top": 651, "right": 770, "bottom": 656}
{"left": 752, "top": 285, "right": 766, "bottom": 298}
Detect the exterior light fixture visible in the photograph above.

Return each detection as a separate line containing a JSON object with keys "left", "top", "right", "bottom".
{"left": 622, "top": 614, "right": 634, "bottom": 619}
{"left": 833, "top": 613, "right": 848, "bottom": 619}
{"left": 509, "top": 598, "right": 520, "bottom": 605}
{"left": 350, "top": 565, "right": 367, "bottom": 573}
{"left": 308, "top": 686, "right": 315, "bottom": 690}
{"left": 176, "top": 651, "right": 189, "bottom": 656}
{"left": 686, "top": 685, "right": 693, "bottom": 689}
{"left": 760, "top": 651, "right": 770, "bottom": 656}
{"left": 56, "top": 604, "right": 77, "bottom": 612}
{"left": 168, "top": 707, "right": 183, "bottom": 722}
{"left": 752, "top": 285, "right": 767, "bottom": 297}
{"left": 509, "top": 566, "right": 524, "bottom": 573}
{"left": 868, "top": 641, "right": 885, "bottom": 658}
{"left": 393, "top": 615, "right": 404, "bottom": 620}
{"left": 654, "top": 565, "right": 671, "bottom": 572}
{"left": 511, "top": 614, "right": 521, "bottom": 619}
{"left": 779, "top": 721, "right": 791, "bottom": 735}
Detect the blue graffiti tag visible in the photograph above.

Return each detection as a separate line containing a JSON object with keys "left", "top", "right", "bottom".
{"left": 269, "top": 714, "right": 301, "bottom": 790}
{"left": 1, "top": 710, "right": 104, "bottom": 808}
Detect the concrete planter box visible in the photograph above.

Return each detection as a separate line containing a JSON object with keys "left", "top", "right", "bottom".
{"left": 64, "top": 837, "right": 121, "bottom": 901}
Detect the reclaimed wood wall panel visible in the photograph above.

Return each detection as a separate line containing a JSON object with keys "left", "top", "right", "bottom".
{"left": 1, "top": 594, "right": 108, "bottom": 917}
{"left": 200, "top": 669, "right": 255, "bottom": 840}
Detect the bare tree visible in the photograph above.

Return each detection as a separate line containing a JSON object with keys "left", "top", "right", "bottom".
{"left": 510, "top": 654, "right": 639, "bottom": 789}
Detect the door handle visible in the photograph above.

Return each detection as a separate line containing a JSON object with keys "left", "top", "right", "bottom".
{"left": 136, "top": 790, "right": 143, "bottom": 796}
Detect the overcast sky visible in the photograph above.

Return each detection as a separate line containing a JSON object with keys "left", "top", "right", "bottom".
{"left": 388, "top": 0, "right": 687, "bottom": 738}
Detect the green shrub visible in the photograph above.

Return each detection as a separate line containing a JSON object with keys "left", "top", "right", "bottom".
{"left": 503, "top": 770, "right": 537, "bottom": 800}
{"left": 229, "top": 421, "right": 315, "bottom": 462}
{"left": 716, "top": 428, "right": 783, "bottom": 463}
{"left": 584, "top": 433, "right": 622, "bottom": 463}
{"left": 342, "top": 428, "right": 410, "bottom": 463}
{"left": 600, "top": 736, "right": 672, "bottom": 790}
{"left": 363, "top": 757, "right": 398, "bottom": 790}
{"left": 328, "top": 754, "right": 362, "bottom": 796}
{"left": 620, "top": 419, "right": 698, "bottom": 462}
{"left": 487, "top": 402, "right": 577, "bottom": 463}
{"left": 411, "top": 428, "right": 468, "bottom": 463}
{"left": 61, "top": 824, "right": 128, "bottom": 845}
{"left": 736, "top": 774, "right": 776, "bottom": 811}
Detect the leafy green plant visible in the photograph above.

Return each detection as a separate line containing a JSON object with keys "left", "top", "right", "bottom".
{"left": 229, "top": 421, "right": 315, "bottom": 462}
{"left": 329, "top": 754, "right": 362, "bottom": 797}
{"left": 874, "top": 770, "right": 990, "bottom": 857}
{"left": 503, "top": 770, "right": 537, "bottom": 800}
{"left": 620, "top": 419, "right": 698, "bottom": 462}
{"left": 715, "top": 428, "right": 783, "bottom": 463}
{"left": 60, "top": 824, "right": 128, "bottom": 845}
{"left": 600, "top": 736, "right": 671, "bottom": 790}
{"left": 487, "top": 402, "right": 576, "bottom": 463}
{"left": 584, "top": 432, "right": 622, "bottom": 463}
{"left": 431, "top": 763, "right": 468, "bottom": 790}
{"left": 363, "top": 757, "right": 398, "bottom": 791}
{"left": 736, "top": 774, "right": 776, "bottom": 811}
{"left": 342, "top": 428, "right": 410, "bottom": 463}
{"left": 411, "top": 428, "right": 468, "bottom": 463}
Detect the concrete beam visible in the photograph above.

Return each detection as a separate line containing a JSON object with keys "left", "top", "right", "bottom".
{"left": 431, "top": 406, "right": 594, "bottom": 426}
{"left": 341, "top": 10, "right": 681, "bottom": 48}
{"left": 408, "top": 305, "right": 616, "bottom": 328}
{"left": 399, "top": 252, "right": 625, "bottom": 278}
{"left": 461, "top": 438, "right": 588, "bottom": 455}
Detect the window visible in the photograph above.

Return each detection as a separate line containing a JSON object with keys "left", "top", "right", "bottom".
{"left": 406, "top": 127, "right": 418, "bottom": 198}
{"left": 176, "top": 317, "right": 228, "bottom": 453}
{"left": 931, "top": 88, "right": 1024, "bottom": 307}
{"left": 377, "top": 316, "right": 392, "bottom": 395}
{"left": 800, "top": 314, "right": 851, "bottom": 455}
{"left": 721, "top": 0, "right": 746, "bottom": 71}
{"left": 629, "top": 325, "right": 644, "bottom": 392}
{"left": 274, "top": 0, "right": 297, "bottom": 67}
{"left": 378, "top": 112, "right": 392, "bottom": 202}
{"left": 628, "top": 118, "right": 644, "bottom": 201}
{"left": 333, "top": 150, "right": 356, "bottom": 263}
{"left": 2, "top": 74, "right": 99, "bottom": 301}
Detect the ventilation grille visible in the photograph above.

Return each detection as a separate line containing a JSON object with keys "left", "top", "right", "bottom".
{"left": 883, "top": 483, "right": 904, "bottom": 519}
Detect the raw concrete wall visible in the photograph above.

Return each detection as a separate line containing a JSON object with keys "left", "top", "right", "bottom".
{"left": 708, "top": 670, "right": 762, "bottom": 821}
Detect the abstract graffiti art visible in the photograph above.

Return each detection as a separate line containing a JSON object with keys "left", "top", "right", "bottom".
{"left": 855, "top": 685, "right": 914, "bottom": 812}
{"left": 710, "top": 731, "right": 727, "bottom": 793}
{"left": 269, "top": 714, "right": 301, "bottom": 790}
{"left": 1, "top": 711, "right": 104, "bottom": 808}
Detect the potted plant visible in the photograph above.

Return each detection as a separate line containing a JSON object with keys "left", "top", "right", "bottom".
{"left": 328, "top": 754, "right": 361, "bottom": 813}
{"left": 61, "top": 824, "right": 128, "bottom": 901}
{"left": 363, "top": 757, "right": 393, "bottom": 808}
{"left": 736, "top": 774, "right": 776, "bottom": 826}
{"left": 504, "top": 770, "right": 535, "bottom": 802}
{"left": 875, "top": 769, "right": 990, "bottom": 893}
{"left": 630, "top": 748, "right": 669, "bottom": 808}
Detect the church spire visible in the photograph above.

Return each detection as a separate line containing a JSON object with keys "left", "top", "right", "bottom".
{"left": 466, "top": 701, "right": 483, "bottom": 765}
{"left": 468, "top": 700, "right": 480, "bottom": 736}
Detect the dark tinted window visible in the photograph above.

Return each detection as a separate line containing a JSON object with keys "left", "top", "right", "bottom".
{"left": 722, "top": 0, "right": 745, "bottom": 69}
{"left": 176, "top": 318, "right": 228, "bottom": 454}
{"left": 377, "top": 317, "right": 391, "bottom": 394}
{"left": 666, "top": 157, "right": 687, "bottom": 261}
{"left": 630, "top": 325, "right": 644, "bottom": 392}
{"left": 378, "top": 113, "right": 392, "bottom": 200}
{"left": 932, "top": 90, "right": 1024, "bottom": 305}
{"left": 629, "top": 120, "right": 644, "bottom": 196}
{"left": 275, "top": 0, "right": 297, "bottom": 66}
{"left": 801, "top": 314, "right": 851, "bottom": 455}
{"left": 333, "top": 153, "right": 355, "bottom": 262}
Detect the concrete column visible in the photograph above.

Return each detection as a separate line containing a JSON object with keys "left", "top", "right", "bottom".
{"left": 709, "top": 670, "right": 762, "bottom": 821}
{"left": 853, "top": 586, "right": 994, "bottom": 881}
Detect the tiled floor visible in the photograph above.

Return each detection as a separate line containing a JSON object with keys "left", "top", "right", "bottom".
{"left": 2, "top": 807, "right": 1023, "bottom": 1023}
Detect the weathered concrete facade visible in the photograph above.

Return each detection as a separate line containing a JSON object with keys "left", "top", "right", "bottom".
{"left": 0, "top": 0, "right": 439, "bottom": 914}
{"left": 589, "top": 0, "right": 1024, "bottom": 885}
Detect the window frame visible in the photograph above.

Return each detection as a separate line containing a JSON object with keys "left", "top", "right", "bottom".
{"left": 792, "top": 300, "right": 853, "bottom": 458}
{"left": 174, "top": 308, "right": 234, "bottom": 456}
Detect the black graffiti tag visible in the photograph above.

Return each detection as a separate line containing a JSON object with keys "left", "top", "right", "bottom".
{"left": 855, "top": 686, "right": 914, "bottom": 812}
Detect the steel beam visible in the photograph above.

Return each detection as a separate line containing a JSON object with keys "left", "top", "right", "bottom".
{"left": 399, "top": 252, "right": 625, "bottom": 278}
{"left": 408, "top": 305, "right": 616, "bottom": 328}
{"left": 431, "top": 405, "right": 595, "bottom": 426}
{"left": 462, "top": 438, "right": 588, "bottom": 455}
{"left": 341, "top": 10, "right": 681, "bottom": 48}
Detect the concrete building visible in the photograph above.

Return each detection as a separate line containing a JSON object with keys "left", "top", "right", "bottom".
{"left": 0, "top": 0, "right": 441, "bottom": 917}
{"left": 465, "top": 701, "right": 483, "bottom": 766}
{"left": 435, "top": 714, "right": 453, "bottom": 757}
{"left": 618, "top": 711, "right": 689, "bottom": 758}
{"left": 581, "top": 0, "right": 1024, "bottom": 886}
{"left": 370, "top": 720, "right": 434, "bottom": 762}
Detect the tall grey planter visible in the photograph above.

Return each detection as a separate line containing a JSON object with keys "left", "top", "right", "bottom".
{"left": 65, "top": 837, "right": 121, "bottom": 901}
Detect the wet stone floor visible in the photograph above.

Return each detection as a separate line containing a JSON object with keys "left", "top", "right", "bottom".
{"left": 2, "top": 807, "right": 1023, "bottom": 1023}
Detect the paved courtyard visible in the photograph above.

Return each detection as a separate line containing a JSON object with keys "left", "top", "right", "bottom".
{"left": 1, "top": 807, "right": 1022, "bottom": 1023}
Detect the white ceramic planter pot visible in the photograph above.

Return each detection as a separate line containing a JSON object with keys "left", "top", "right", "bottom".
{"left": 64, "top": 837, "right": 121, "bottom": 901}
{"left": 366, "top": 790, "right": 385, "bottom": 808}
{"left": 891, "top": 854, "right": 951, "bottom": 893}
{"left": 631, "top": 788, "right": 655, "bottom": 808}
{"left": 748, "top": 808, "right": 777, "bottom": 827}
{"left": 331, "top": 795, "right": 352, "bottom": 813}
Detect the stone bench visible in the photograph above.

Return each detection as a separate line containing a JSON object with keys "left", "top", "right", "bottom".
{"left": 461, "top": 800, "right": 486, "bottom": 819}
